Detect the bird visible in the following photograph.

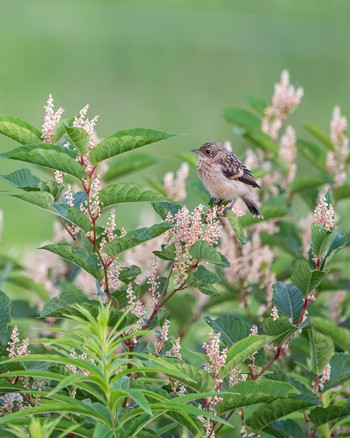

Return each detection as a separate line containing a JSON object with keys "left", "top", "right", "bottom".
{"left": 192, "top": 141, "right": 263, "bottom": 218}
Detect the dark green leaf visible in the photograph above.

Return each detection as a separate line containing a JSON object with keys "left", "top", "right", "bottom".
{"left": 297, "top": 139, "right": 327, "bottom": 171}
{"left": 0, "top": 168, "right": 41, "bottom": 190}
{"left": 312, "top": 317, "right": 350, "bottom": 353}
{"left": 0, "top": 144, "right": 85, "bottom": 179}
{"left": 99, "top": 183, "right": 163, "bottom": 207}
{"left": 304, "top": 123, "right": 333, "bottom": 151}
{"left": 265, "top": 419, "right": 305, "bottom": 438}
{"left": 225, "top": 209, "right": 246, "bottom": 244}
{"left": 40, "top": 289, "right": 97, "bottom": 318}
{"left": 311, "top": 223, "right": 334, "bottom": 260}
{"left": 273, "top": 282, "right": 304, "bottom": 324}
{"left": 63, "top": 124, "right": 89, "bottom": 156}
{"left": 309, "top": 402, "right": 350, "bottom": 428}
{"left": 103, "top": 153, "right": 157, "bottom": 181}
{"left": 324, "top": 353, "right": 350, "bottom": 390}
{"left": 263, "top": 316, "right": 297, "bottom": 345}
{"left": 309, "top": 328, "right": 334, "bottom": 375}
{"left": 89, "top": 128, "right": 176, "bottom": 164}
{"left": 250, "top": 399, "right": 315, "bottom": 431}
{"left": 321, "top": 231, "right": 348, "bottom": 269}
{"left": 119, "top": 265, "right": 141, "bottom": 283}
{"left": 41, "top": 243, "right": 102, "bottom": 280}
{"left": 153, "top": 243, "right": 176, "bottom": 261}
{"left": 189, "top": 241, "right": 229, "bottom": 267}
{"left": 188, "top": 266, "right": 220, "bottom": 295}
{"left": 291, "top": 260, "right": 327, "bottom": 296}
{"left": 103, "top": 223, "right": 173, "bottom": 258}
{"left": 168, "top": 361, "right": 214, "bottom": 392}
{"left": 203, "top": 315, "right": 250, "bottom": 348}
{"left": 0, "top": 291, "right": 11, "bottom": 334}
{"left": 152, "top": 201, "right": 182, "bottom": 220}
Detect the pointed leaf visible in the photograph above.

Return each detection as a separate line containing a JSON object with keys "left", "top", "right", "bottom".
{"left": 0, "top": 144, "right": 85, "bottom": 179}
{"left": 168, "top": 361, "right": 214, "bottom": 392}
{"left": 89, "top": 128, "right": 176, "bottom": 164}
{"left": 309, "top": 328, "right": 334, "bottom": 375}
{"left": 152, "top": 201, "right": 182, "bottom": 220}
{"left": 0, "top": 168, "right": 41, "bottom": 189}
{"left": 311, "top": 223, "right": 334, "bottom": 260}
{"left": 41, "top": 243, "right": 102, "bottom": 280}
{"left": 203, "top": 315, "right": 250, "bottom": 348}
{"left": 225, "top": 209, "right": 246, "bottom": 244}
{"left": 63, "top": 124, "right": 89, "bottom": 156}
{"left": 103, "top": 153, "right": 157, "bottom": 181}
{"left": 321, "top": 231, "right": 348, "bottom": 269}
{"left": 309, "top": 402, "right": 350, "bottom": 428}
{"left": 263, "top": 316, "right": 298, "bottom": 345}
{"left": 0, "top": 291, "right": 11, "bottom": 334}
{"left": 324, "top": 353, "right": 350, "bottom": 390}
{"left": 273, "top": 282, "right": 304, "bottom": 324}
{"left": 189, "top": 241, "right": 229, "bottom": 267}
{"left": 13, "top": 191, "right": 55, "bottom": 210}
{"left": 99, "top": 183, "right": 163, "bottom": 207}
{"left": 0, "top": 119, "right": 41, "bottom": 145}
{"left": 250, "top": 399, "right": 315, "bottom": 431}
{"left": 103, "top": 223, "right": 173, "bottom": 258}
{"left": 312, "top": 317, "right": 350, "bottom": 353}
{"left": 224, "top": 107, "right": 261, "bottom": 129}
{"left": 291, "top": 260, "right": 327, "bottom": 296}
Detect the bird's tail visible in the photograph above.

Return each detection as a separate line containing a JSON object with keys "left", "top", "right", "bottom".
{"left": 243, "top": 195, "right": 264, "bottom": 219}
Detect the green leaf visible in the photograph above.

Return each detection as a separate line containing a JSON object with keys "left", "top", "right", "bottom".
{"left": 103, "top": 223, "right": 173, "bottom": 258}
{"left": 289, "top": 175, "right": 333, "bottom": 194}
{"left": 216, "top": 381, "right": 299, "bottom": 414}
{"left": 0, "top": 291, "right": 11, "bottom": 334}
{"left": 51, "top": 203, "right": 93, "bottom": 233}
{"left": 244, "top": 131, "right": 279, "bottom": 154}
{"left": 203, "top": 314, "right": 250, "bottom": 348}
{"left": 244, "top": 95, "right": 268, "bottom": 114}
{"left": 321, "top": 231, "right": 348, "bottom": 269}
{"left": 263, "top": 316, "right": 298, "bottom": 345}
{"left": 291, "top": 260, "right": 327, "bottom": 296}
{"left": 168, "top": 361, "right": 214, "bottom": 392}
{"left": 152, "top": 201, "right": 182, "bottom": 220}
{"left": 297, "top": 139, "right": 327, "bottom": 171}
{"left": 273, "top": 282, "right": 304, "bottom": 324}
{"left": 224, "top": 107, "right": 261, "bottom": 129}
{"left": 13, "top": 191, "right": 55, "bottom": 210}
{"left": 6, "top": 275, "right": 49, "bottom": 301}
{"left": 99, "top": 183, "right": 163, "bottom": 207}
{"left": 223, "top": 335, "right": 274, "bottom": 377}
{"left": 333, "top": 184, "right": 350, "bottom": 202}
{"left": 309, "top": 402, "right": 350, "bottom": 428}
{"left": 250, "top": 399, "right": 315, "bottom": 431}
{"left": 89, "top": 128, "right": 176, "bottom": 164}
{"left": 188, "top": 265, "right": 220, "bottom": 295}
{"left": 0, "top": 117, "right": 42, "bottom": 145}
{"left": 240, "top": 196, "right": 288, "bottom": 227}
{"left": 63, "top": 124, "right": 90, "bottom": 156}
{"left": 103, "top": 153, "right": 157, "bottom": 181}
{"left": 312, "top": 317, "right": 350, "bottom": 353}
{"left": 324, "top": 353, "right": 350, "bottom": 390}
{"left": 0, "top": 168, "right": 41, "bottom": 190}
{"left": 265, "top": 419, "right": 305, "bottom": 438}
{"left": 153, "top": 243, "right": 176, "bottom": 261}
{"left": 304, "top": 123, "right": 334, "bottom": 151}
{"left": 189, "top": 241, "right": 229, "bottom": 267}
{"left": 309, "top": 328, "right": 334, "bottom": 375}
{"left": 311, "top": 223, "right": 334, "bottom": 260}
{"left": 40, "top": 289, "right": 97, "bottom": 318}
{"left": 119, "top": 265, "right": 141, "bottom": 283}
{"left": 225, "top": 209, "right": 246, "bottom": 244}
{"left": 0, "top": 144, "right": 85, "bottom": 179}
{"left": 41, "top": 243, "right": 102, "bottom": 280}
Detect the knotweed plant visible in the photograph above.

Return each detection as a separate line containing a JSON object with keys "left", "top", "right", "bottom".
{"left": 0, "top": 72, "right": 350, "bottom": 437}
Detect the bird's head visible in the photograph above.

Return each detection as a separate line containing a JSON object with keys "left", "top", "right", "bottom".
{"left": 192, "top": 142, "right": 228, "bottom": 160}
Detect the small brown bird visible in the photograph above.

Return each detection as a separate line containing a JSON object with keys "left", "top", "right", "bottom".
{"left": 192, "top": 141, "right": 263, "bottom": 218}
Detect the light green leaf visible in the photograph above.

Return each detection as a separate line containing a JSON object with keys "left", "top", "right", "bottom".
{"left": 263, "top": 316, "right": 298, "bottom": 345}
{"left": 0, "top": 117, "right": 42, "bottom": 145}
{"left": 152, "top": 201, "right": 182, "bottom": 220}
{"left": 63, "top": 124, "right": 90, "bottom": 156}
{"left": 103, "top": 153, "right": 157, "bottom": 181}
{"left": 225, "top": 209, "right": 246, "bottom": 244}
{"left": 41, "top": 243, "right": 102, "bottom": 280}
{"left": 297, "top": 139, "right": 327, "bottom": 171}
{"left": 153, "top": 243, "right": 176, "bottom": 261}
{"left": 273, "top": 282, "right": 304, "bottom": 324}
{"left": 309, "top": 402, "right": 350, "bottom": 428}
{"left": 0, "top": 168, "right": 41, "bottom": 190}
{"left": 103, "top": 223, "right": 173, "bottom": 258}
{"left": 99, "top": 183, "right": 163, "bottom": 207}
{"left": 224, "top": 107, "right": 261, "bottom": 129}
{"left": 304, "top": 123, "right": 334, "bottom": 151}
{"left": 289, "top": 175, "right": 333, "bottom": 194}
{"left": 244, "top": 95, "right": 268, "bottom": 114}
{"left": 217, "top": 381, "right": 299, "bottom": 414}
{"left": 0, "top": 291, "right": 11, "bottom": 334}
{"left": 189, "top": 241, "right": 229, "bottom": 267}
{"left": 203, "top": 314, "right": 250, "bottom": 348}
{"left": 333, "top": 183, "right": 350, "bottom": 202}
{"left": 0, "top": 144, "right": 85, "bottom": 179}
{"left": 311, "top": 223, "right": 334, "bottom": 260}
{"left": 165, "top": 361, "right": 214, "bottom": 392}
{"left": 291, "top": 260, "right": 327, "bottom": 296}
{"left": 89, "top": 128, "right": 176, "bottom": 164}
{"left": 312, "top": 317, "right": 350, "bottom": 353}
{"left": 250, "top": 399, "right": 315, "bottom": 431}
{"left": 309, "top": 328, "right": 334, "bottom": 376}
{"left": 13, "top": 191, "right": 55, "bottom": 210}
{"left": 244, "top": 131, "right": 279, "bottom": 154}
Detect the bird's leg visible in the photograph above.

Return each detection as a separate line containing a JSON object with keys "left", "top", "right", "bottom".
{"left": 214, "top": 198, "right": 224, "bottom": 206}
{"left": 224, "top": 198, "right": 237, "bottom": 213}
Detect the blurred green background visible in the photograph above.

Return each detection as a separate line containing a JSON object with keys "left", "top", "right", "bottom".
{"left": 1, "top": 0, "right": 350, "bottom": 253}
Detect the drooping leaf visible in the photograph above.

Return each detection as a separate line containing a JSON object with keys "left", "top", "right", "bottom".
{"left": 216, "top": 381, "right": 299, "bottom": 414}
{"left": 0, "top": 168, "right": 41, "bottom": 190}
{"left": 273, "top": 282, "right": 304, "bottom": 324}
{"left": 0, "top": 291, "right": 11, "bottom": 334}
{"left": 0, "top": 116, "right": 42, "bottom": 145}
{"left": 41, "top": 243, "right": 102, "bottom": 280}
{"left": 89, "top": 128, "right": 177, "bottom": 164}
{"left": 309, "top": 328, "right": 334, "bottom": 376}
{"left": 203, "top": 314, "right": 250, "bottom": 348}
{"left": 189, "top": 241, "right": 229, "bottom": 267}
{"left": 0, "top": 144, "right": 85, "bottom": 179}
{"left": 312, "top": 317, "right": 350, "bottom": 353}
{"left": 99, "top": 183, "right": 163, "bottom": 207}
{"left": 297, "top": 139, "right": 327, "bottom": 171}
{"left": 320, "top": 231, "right": 348, "bottom": 269}
{"left": 13, "top": 191, "right": 55, "bottom": 210}
{"left": 250, "top": 399, "right": 315, "bottom": 431}
{"left": 225, "top": 209, "right": 246, "bottom": 244}
{"left": 304, "top": 123, "right": 333, "bottom": 151}
{"left": 103, "top": 223, "right": 173, "bottom": 258}
{"left": 309, "top": 402, "right": 350, "bottom": 428}
{"left": 324, "top": 353, "right": 350, "bottom": 390}
{"left": 63, "top": 124, "right": 90, "bottom": 156}
{"left": 152, "top": 201, "right": 182, "bottom": 220}
{"left": 103, "top": 153, "right": 157, "bottom": 181}
{"left": 291, "top": 259, "right": 327, "bottom": 296}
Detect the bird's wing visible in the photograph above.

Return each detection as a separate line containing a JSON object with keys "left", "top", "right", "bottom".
{"left": 222, "top": 155, "right": 260, "bottom": 188}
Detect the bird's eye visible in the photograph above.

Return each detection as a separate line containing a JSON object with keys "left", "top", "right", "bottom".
{"left": 205, "top": 149, "right": 211, "bottom": 155}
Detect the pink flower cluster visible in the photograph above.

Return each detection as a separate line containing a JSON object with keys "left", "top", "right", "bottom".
{"left": 163, "top": 162, "right": 189, "bottom": 202}
{"left": 7, "top": 325, "right": 30, "bottom": 359}
{"left": 314, "top": 194, "right": 335, "bottom": 231}
{"left": 42, "top": 94, "right": 64, "bottom": 144}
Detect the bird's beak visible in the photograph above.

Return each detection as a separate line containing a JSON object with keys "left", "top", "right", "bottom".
{"left": 191, "top": 148, "right": 199, "bottom": 153}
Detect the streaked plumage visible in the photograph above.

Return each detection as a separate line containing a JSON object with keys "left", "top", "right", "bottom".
{"left": 192, "top": 141, "right": 263, "bottom": 218}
